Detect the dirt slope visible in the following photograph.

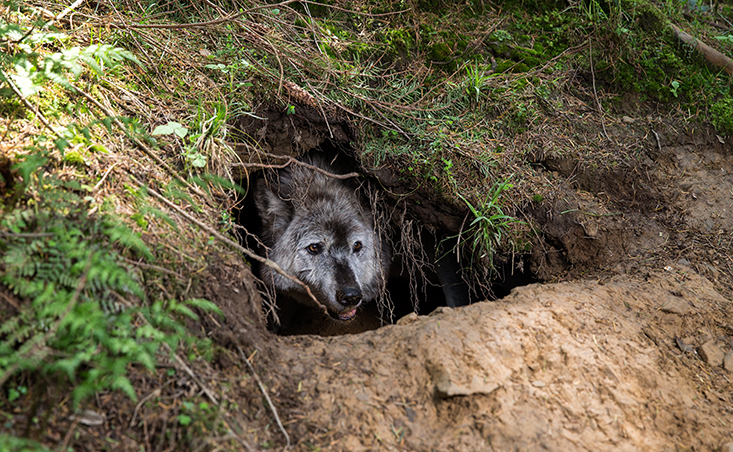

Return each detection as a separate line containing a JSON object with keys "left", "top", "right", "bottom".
{"left": 247, "top": 264, "right": 729, "bottom": 451}
{"left": 209, "top": 121, "right": 733, "bottom": 451}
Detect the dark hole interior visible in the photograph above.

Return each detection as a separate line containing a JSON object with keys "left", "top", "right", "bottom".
{"left": 234, "top": 143, "right": 538, "bottom": 336}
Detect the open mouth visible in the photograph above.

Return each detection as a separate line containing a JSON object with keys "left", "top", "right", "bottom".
{"left": 337, "top": 308, "right": 358, "bottom": 321}
{"left": 331, "top": 301, "right": 361, "bottom": 322}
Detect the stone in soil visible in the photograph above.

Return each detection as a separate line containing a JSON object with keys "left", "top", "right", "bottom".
{"left": 698, "top": 341, "right": 724, "bottom": 367}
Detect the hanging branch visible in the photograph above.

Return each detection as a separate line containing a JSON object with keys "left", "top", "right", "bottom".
{"left": 134, "top": 178, "right": 324, "bottom": 310}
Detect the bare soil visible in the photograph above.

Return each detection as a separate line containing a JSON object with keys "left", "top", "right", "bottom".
{"left": 196, "top": 116, "right": 733, "bottom": 450}
{"left": 45, "top": 114, "right": 733, "bottom": 451}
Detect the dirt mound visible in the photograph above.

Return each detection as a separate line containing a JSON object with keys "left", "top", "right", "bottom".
{"left": 263, "top": 265, "right": 732, "bottom": 451}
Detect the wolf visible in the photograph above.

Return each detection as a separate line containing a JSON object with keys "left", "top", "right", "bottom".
{"left": 254, "top": 153, "right": 390, "bottom": 323}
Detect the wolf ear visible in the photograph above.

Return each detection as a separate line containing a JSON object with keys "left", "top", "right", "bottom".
{"left": 254, "top": 179, "right": 293, "bottom": 240}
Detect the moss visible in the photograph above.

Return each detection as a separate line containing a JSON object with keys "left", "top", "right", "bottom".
{"left": 711, "top": 98, "right": 733, "bottom": 136}
{"left": 63, "top": 150, "right": 86, "bottom": 166}
{"left": 633, "top": 1, "right": 668, "bottom": 35}
{"left": 377, "top": 27, "right": 416, "bottom": 62}
{"left": 510, "top": 47, "right": 543, "bottom": 68}
{"left": 427, "top": 42, "right": 452, "bottom": 63}
{"left": 495, "top": 59, "right": 517, "bottom": 73}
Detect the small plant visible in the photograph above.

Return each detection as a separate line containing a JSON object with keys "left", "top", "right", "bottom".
{"left": 669, "top": 80, "right": 681, "bottom": 98}
{"left": 0, "top": 152, "right": 221, "bottom": 407}
{"left": 457, "top": 179, "right": 522, "bottom": 274}
{"left": 464, "top": 61, "right": 492, "bottom": 103}
{"left": 152, "top": 121, "right": 208, "bottom": 169}
{"left": 0, "top": 26, "right": 140, "bottom": 100}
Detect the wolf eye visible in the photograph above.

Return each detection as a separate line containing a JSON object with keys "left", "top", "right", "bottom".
{"left": 353, "top": 241, "right": 363, "bottom": 252}
{"left": 306, "top": 243, "right": 322, "bottom": 255}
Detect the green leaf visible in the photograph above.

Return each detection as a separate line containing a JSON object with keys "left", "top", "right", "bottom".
{"left": 151, "top": 121, "right": 188, "bottom": 138}
{"left": 185, "top": 151, "right": 207, "bottom": 168}
{"left": 10, "top": 61, "right": 42, "bottom": 97}
{"left": 178, "top": 414, "right": 192, "bottom": 426}
{"left": 185, "top": 298, "right": 223, "bottom": 317}
{"left": 112, "top": 376, "right": 137, "bottom": 402}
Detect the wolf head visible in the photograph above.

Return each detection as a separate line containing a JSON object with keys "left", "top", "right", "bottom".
{"left": 254, "top": 156, "right": 390, "bottom": 322}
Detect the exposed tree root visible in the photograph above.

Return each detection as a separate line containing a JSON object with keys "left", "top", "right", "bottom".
{"left": 670, "top": 24, "right": 733, "bottom": 76}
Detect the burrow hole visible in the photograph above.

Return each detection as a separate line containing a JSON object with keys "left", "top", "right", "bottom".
{"left": 233, "top": 139, "right": 537, "bottom": 336}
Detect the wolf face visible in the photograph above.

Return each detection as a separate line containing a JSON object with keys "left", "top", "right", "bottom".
{"left": 254, "top": 154, "right": 390, "bottom": 322}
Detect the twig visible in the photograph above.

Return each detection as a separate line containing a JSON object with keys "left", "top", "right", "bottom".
{"left": 43, "top": 0, "right": 84, "bottom": 28}
{"left": 1, "top": 70, "right": 60, "bottom": 138}
{"left": 93, "top": 161, "right": 120, "bottom": 191}
{"left": 59, "top": 415, "right": 82, "bottom": 452}
{"left": 233, "top": 153, "right": 361, "bottom": 180}
{"left": 129, "top": 388, "right": 163, "bottom": 428}
{"left": 0, "top": 231, "right": 54, "bottom": 238}
{"left": 134, "top": 178, "right": 323, "bottom": 308}
{"left": 170, "top": 350, "right": 219, "bottom": 405}
{"left": 238, "top": 347, "right": 291, "bottom": 449}
{"left": 0, "top": 290, "right": 21, "bottom": 311}
{"left": 69, "top": 83, "right": 207, "bottom": 199}
{"left": 121, "top": 257, "right": 185, "bottom": 279}
{"left": 588, "top": 39, "right": 610, "bottom": 141}
{"left": 652, "top": 129, "right": 662, "bottom": 152}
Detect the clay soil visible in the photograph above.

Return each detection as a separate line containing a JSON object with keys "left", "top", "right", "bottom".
{"left": 34, "top": 112, "right": 732, "bottom": 452}
{"left": 192, "top": 115, "right": 733, "bottom": 451}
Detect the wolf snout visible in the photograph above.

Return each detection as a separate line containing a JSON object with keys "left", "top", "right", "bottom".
{"left": 336, "top": 287, "right": 362, "bottom": 307}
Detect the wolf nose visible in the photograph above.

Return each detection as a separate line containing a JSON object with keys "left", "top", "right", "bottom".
{"left": 337, "top": 287, "right": 362, "bottom": 306}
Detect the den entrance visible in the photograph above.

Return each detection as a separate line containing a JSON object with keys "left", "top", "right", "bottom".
{"left": 230, "top": 106, "right": 537, "bottom": 336}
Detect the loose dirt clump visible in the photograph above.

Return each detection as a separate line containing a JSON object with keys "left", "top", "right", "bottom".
{"left": 189, "top": 115, "right": 733, "bottom": 451}
{"left": 257, "top": 264, "right": 732, "bottom": 451}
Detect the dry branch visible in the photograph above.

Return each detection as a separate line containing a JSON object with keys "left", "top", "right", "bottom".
{"left": 238, "top": 347, "right": 291, "bottom": 449}
{"left": 135, "top": 178, "right": 324, "bottom": 309}
{"left": 670, "top": 24, "right": 733, "bottom": 76}
{"left": 233, "top": 152, "right": 362, "bottom": 180}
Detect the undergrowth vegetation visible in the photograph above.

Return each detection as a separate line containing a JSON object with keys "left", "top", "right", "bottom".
{"left": 1, "top": 0, "right": 732, "bottom": 448}
{"left": 1, "top": 3, "right": 224, "bottom": 450}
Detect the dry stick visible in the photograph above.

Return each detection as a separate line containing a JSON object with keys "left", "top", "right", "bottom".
{"left": 237, "top": 346, "right": 291, "bottom": 449}
{"left": 70, "top": 84, "right": 208, "bottom": 199}
{"left": 670, "top": 24, "right": 733, "bottom": 76}
{"left": 43, "top": 0, "right": 84, "bottom": 28}
{"left": 588, "top": 39, "right": 610, "bottom": 141}
{"left": 136, "top": 178, "right": 324, "bottom": 309}
{"left": 233, "top": 153, "right": 361, "bottom": 180}
{"left": 93, "top": 161, "right": 120, "bottom": 191}
{"left": 121, "top": 257, "right": 185, "bottom": 279}
{"left": 2, "top": 70, "right": 59, "bottom": 137}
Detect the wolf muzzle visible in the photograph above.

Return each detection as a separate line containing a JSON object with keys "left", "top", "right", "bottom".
{"left": 334, "top": 287, "right": 362, "bottom": 321}
{"left": 336, "top": 287, "right": 362, "bottom": 307}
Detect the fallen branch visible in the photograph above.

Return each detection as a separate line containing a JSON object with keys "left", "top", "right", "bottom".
{"left": 670, "top": 24, "right": 733, "bottom": 76}
{"left": 233, "top": 152, "right": 361, "bottom": 180}
{"left": 70, "top": 84, "right": 208, "bottom": 199}
{"left": 238, "top": 346, "right": 291, "bottom": 449}
{"left": 134, "top": 178, "right": 323, "bottom": 308}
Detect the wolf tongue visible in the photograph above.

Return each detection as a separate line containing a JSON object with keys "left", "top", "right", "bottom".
{"left": 339, "top": 309, "right": 357, "bottom": 321}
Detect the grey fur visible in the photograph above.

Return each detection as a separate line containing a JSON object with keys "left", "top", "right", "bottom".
{"left": 254, "top": 154, "right": 390, "bottom": 322}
